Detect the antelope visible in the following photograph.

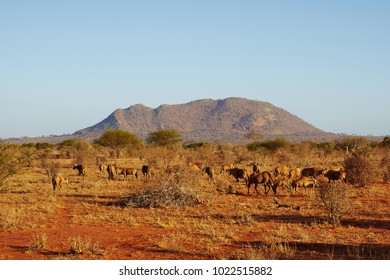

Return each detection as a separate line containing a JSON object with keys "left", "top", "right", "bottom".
{"left": 142, "top": 165, "right": 153, "bottom": 182}
{"left": 73, "top": 164, "right": 86, "bottom": 176}
{"left": 226, "top": 168, "right": 250, "bottom": 185}
{"left": 119, "top": 167, "right": 138, "bottom": 180}
{"left": 247, "top": 171, "right": 275, "bottom": 196}
{"left": 106, "top": 164, "right": 117, "bottom": 180}
{"left": 52, "top": 174, "right": 68, "bottom": 191}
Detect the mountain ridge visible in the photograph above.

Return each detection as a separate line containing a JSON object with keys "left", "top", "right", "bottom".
{"left": 73, "top": 97, "right": 335, "bottom": 143}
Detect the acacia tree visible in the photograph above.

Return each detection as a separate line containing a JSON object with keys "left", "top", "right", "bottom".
{"left": 147, "top": 129, "right": 182, "bottom": 147}
{"left": 96, "top": 130, "right": 143, "bottom": 157}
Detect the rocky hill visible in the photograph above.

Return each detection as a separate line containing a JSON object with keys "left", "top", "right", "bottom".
{"left": 72, "top": 97, "right": 335, "bottom": 143}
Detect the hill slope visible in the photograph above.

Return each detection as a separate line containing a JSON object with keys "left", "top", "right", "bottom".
{"left": 73, "top": 97, "right": 333, "bottom": 143}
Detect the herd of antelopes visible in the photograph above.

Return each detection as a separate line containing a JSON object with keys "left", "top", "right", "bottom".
{"left": 51, "top": 163, "right": 153, "bottom": 191}
{"left": 51, "top": 160, "right": 347, "bottom": 196}
{"left": 218, "top": 163, "right": 346, "bottom": 196}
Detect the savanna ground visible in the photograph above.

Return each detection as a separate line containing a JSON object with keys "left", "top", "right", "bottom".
{"left": 0, "top": 138, "right": 389, "bottom": 260}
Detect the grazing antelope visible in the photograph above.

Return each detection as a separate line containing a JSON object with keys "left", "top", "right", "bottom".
{"left": 73, "top": 164, "right": 86, "bottom": 176}
{"left": 119, "top": 167, "right": 138, "bottom": 180}
{"left": 324, "top": 169, "right": 347, "bottom": 183}
{"left": 52, "top": 174, "right": 68, "bottom": 191}
{"left": 301, "top": 166, "right": 324, "bottom": 178}
{"left": 291, "top": 176, "right": 318, "bottom": 192}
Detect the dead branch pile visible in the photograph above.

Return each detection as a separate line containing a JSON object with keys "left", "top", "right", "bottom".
{"left": 126, "top": 176, "right": 203, "bottom": 208}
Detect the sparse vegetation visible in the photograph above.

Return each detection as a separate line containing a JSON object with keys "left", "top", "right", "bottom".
{"left": 0, "top": 135, "right": 389, "bottom": 260}
{"left": 319, "top": 183, "right": 350, "bottom": 226}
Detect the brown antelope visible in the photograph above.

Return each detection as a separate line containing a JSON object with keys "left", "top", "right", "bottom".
{"left": 52, "top": 174, "right": 68, "bottom": 191}
{"left": 73, "top": 164, "right": 86, "bottom": 176}
{"left": 119, "top": 167, "right": 138, "bottom": 180}
{"left": 247, "top": 171, "right": 275, "bottom": 196}
{"left": 106, "top": 164, "right": 117, "bottom": 180}
{"left": 226, "top": 168, "right": 249, "bottom": 185}
{"left": 142, "top": 165, "right": 153, "bottom": 182}
{"left": 291, "top": 176, "right": 318, "bottom": 192}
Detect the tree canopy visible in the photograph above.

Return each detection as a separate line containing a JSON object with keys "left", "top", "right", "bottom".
{"left": 96, "top": 130, "right": 143, "bottom": 156}
{"left": 146, "top": 129, "right": 182, "bottom": 147}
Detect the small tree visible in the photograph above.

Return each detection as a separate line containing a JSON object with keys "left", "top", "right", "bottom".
{"left": 0, "top": 141, "right": 20, "bottom": 188}
{"left": 336, "top": 136, "right": 373, "bottom": 156}
{"left": 147, "top": 129, "right": 182, "bottom": 147}
{"left": 96, "top": 130, "right": 143, "bottom": 157}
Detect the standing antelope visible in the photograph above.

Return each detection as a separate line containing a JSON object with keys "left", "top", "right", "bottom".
{"left": 106, "top": 164, "right": 117, "bottom": 180}
{"left": 247, "top": 171, "right": 275, "bottom": 196}
{"left": 73, "top": 164, "right": 86, "bottom": 176}
{"left": 142, "top": 165, "right": 153, "bottom": 182}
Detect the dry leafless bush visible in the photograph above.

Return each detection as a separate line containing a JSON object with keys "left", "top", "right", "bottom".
{"left": 68, "top": 235, "right": 92, "bottom": 255}
{"left": 318, "top": 183, "right": 350, "bottom": 226}
{"left": 45, "top": 162, "right": 61, "bottom": 179}
{"left": 126, "top": 173, "right": 203, "bottom": 208}
{"left": 29, "top": 232, "right": 48, "bottom": 252}
{"left": 344, "top": 153, "right": 375, "bottom": 187}
{"left": 380, "top": 154, "right": 390, "bottom": 183}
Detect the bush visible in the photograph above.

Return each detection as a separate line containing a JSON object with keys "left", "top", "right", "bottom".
{"left": 59, "top": 139, "right": 93, "bottom": 164}
{"left": 247, "top": 138, "right": 290, "bottom": 153}
{"left": 126, "top": 174, "right": 203, "bottom": 208}
{"left": 319, "top": 183, "right": 350, "bottom": 226}
{"left": 380, "top": 154, "right": 390, "bottom": 183}
{"left": 0, "top": 142, "right": 20, "bottom": 188}
{"left": 344, "top": 153, "right": 375, "bottom": 187}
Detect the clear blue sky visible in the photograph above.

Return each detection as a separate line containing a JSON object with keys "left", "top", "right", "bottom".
{"left": 1, "top": 1, "right": 389, "bottom": 139}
